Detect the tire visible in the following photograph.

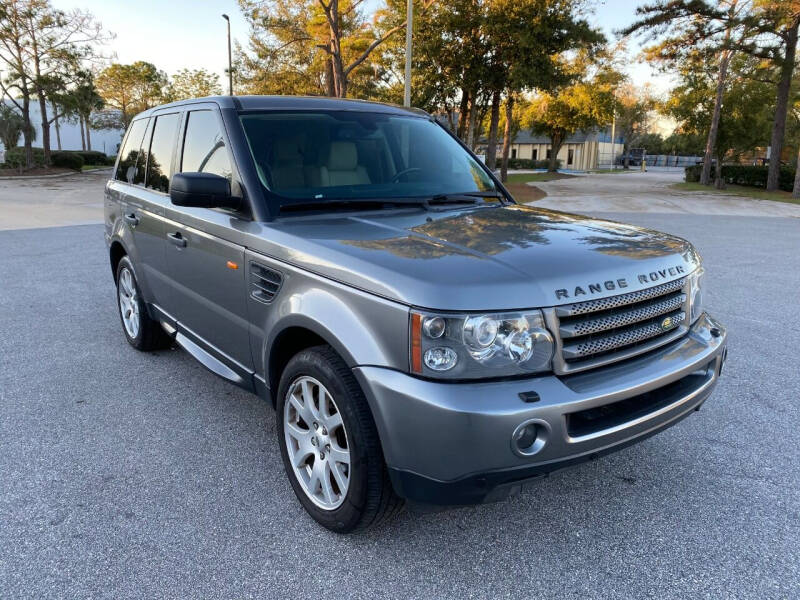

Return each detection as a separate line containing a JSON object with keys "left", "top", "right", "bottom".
{"left": 276, "top": 345, "right": 403, "bottom": 533}
{"left": 115, "top": 255, "right": 172, "bottom": 351}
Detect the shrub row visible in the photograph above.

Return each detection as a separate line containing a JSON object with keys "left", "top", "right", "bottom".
{"left": 2, "top": 147, "right": 46, "bottom": 169}
{"left": 51, "top": 151, "right": 84, "bottom": 171}
{"left": 685, "top": 164, "right": 795, "bottom": 191}
{"left": 1, "top": 148, "right": 112, "bottom": 170}
{"left": 506, "top": 158, "right": 562, "bottom": 170}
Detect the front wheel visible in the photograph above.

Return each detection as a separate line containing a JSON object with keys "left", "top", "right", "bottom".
{"left": 276, "top": 346, "right": 402, "bottom": 533}
{"left": 115, "top": 256, "right": 172, "bottom": 351}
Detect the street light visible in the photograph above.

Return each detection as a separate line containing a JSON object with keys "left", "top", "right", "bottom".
{"left": 222, "top": 14, "right": 233, "bottom": 95}
{"left": 403, "top": 0, "right": 412, "bottom": 107}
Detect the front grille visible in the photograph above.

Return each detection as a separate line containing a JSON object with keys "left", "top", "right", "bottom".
{"left": 550, "top": 277, "right": 689, "bottom": 373}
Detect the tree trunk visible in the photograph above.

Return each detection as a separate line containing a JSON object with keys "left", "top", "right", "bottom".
{"left": 79, "top": 115, "right": 86, "bottom": 151}
{"left": 85, "top": 115, "right": 92, "bottom": 151}
{"left": 549, "top": 132, "right": 563, "bottom": 172}
{"left": 700, "top": 49, "right": 732, "bottom": 186}
{"left": 38, "top": 95, "right": 51, "bottom": 165}
{"left": 767, "top": 18, "right": 800, "bottom": 191}
{"left": 324, "top": 56, "right": 335, "bottom": 97}
{"left": 793, "top": 146, "right": 800, "bottom": 197}
{"left": 54, "top": 113, "right": 62, "bottom": 150}
{"left": 324, "top": 1, "right": 347, "bottom": 98}
{"left": 623, "top": 143, "right": 630, "bottom": 169}
{"left": 714, "top": 152, "right": 725, "bottom": 189}
{"left": 457, "top": 89, "right": 469, "bottom": 140}
{"left": 485, "top": 91, "right": 501, "bottom": 170}
{"left": 21, "top": 95, "right": 33, "bottom": 168}
{"left": 500, "top": 94, "right": 514, "bottom": 183}
{"left": 465, "top": 94, "right": 478, "bottom": 150}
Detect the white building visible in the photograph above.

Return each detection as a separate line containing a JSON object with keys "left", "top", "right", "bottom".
{"left": 1, "top": 100, "right": 124, "bottom": 156}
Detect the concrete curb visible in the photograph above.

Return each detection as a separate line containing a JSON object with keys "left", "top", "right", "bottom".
{"left": 0, "top": 167, "right": 111, "bottom": 181}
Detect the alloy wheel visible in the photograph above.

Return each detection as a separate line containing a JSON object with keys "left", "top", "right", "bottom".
{"left": 118, "top": 267, "right": 140, "bottom": 339}
{"left": 283, "top": 376, "right": 351, "bottom": 510}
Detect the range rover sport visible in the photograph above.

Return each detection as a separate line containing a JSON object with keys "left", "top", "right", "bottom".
{"left": 105, "top": 95, "right": 727, "bottom": 533}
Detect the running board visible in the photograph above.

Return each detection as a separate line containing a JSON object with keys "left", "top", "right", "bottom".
{"left": 174, "top": 332, "right": 247, "bottom": 387}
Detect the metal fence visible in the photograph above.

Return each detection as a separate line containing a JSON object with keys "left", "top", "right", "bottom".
{"left": 594, "top": 151, "right": 701, "bottom": 171}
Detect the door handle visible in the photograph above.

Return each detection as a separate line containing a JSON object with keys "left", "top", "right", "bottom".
{"left": 123, "top": 212, "right": 139, "bottom": 227}
{"left": 167, "top": 231, "right": 187, "bottom": 248}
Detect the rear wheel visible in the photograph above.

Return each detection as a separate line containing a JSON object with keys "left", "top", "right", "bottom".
{"left": 115, "top": 256, "right": 172, "bottom": 351}
{"left": 276, "top": 346, "right": 402, "bottom": 533}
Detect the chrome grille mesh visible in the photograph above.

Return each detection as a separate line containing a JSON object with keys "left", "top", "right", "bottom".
{"left": 553, "top": 277, "right": 689, "bottom": 372}
{"left": 562, "top": 311, "right": 685, "bottom": 359}
{"left": 555, "top": 278, "right": 685, "bottom": 316}
{"left": 559, "top": 293, "right": 686, "bottom": 337}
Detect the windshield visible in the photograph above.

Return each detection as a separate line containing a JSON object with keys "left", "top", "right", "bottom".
{"left": 239, "top": 110, "right": 497, "bottom": 208}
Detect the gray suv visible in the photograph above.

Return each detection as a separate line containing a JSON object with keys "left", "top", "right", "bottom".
{"left": 105, "top": 96, "right": 727, "bottom": 533}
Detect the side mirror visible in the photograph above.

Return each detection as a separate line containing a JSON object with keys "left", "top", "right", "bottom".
{"left": 170, "top": 172, "right": 241, "bottom": 210}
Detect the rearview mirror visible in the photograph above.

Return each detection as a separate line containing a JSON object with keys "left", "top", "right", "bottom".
{"left": 170, "top": 172, "right": 241, "bottom": 210}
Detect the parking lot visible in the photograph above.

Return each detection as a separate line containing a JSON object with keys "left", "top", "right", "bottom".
{"left": 1, "top": 172, "right": 798, "bottom": 598}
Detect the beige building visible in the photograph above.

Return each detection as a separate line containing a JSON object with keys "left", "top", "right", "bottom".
{"left": 508, "top": 129, "right": 623, "bottom": 170}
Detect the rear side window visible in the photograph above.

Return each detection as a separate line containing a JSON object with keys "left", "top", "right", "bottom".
{"left": 181, "top": 110, "right": 232, "bottom": 179}
{"left": 145, "top": 113, "right": 180, "bottom": 193}
{"left": 115, "top": 119, "right": 149, "bottom": 184}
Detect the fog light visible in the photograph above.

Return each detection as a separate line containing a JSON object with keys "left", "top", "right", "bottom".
{"left": 511, "top": 419, "right": 549, "bottom": 457}
{"left": 423, "top": 347, "right": 457, "bottom": 371}
{"left": 515, "top": 424, "right": 538, "bottom": 449}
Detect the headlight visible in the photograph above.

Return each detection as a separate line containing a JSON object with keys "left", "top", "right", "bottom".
{"left": 410, "top": 310, "right": 554, "bottom": 379}
{"left": 688, "top": 266, "right": 705, "bottom": 323}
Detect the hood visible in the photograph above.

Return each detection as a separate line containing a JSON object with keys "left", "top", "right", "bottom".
{"left": 258, "top": 204, "right": 700, "bottom": 311}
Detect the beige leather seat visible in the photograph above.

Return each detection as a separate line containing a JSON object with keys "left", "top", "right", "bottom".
{"left": 270, "top": 139, "right": 305, "bottom": 190}
{"left": 320, "top": 142, "right": 370, "bottom": 186}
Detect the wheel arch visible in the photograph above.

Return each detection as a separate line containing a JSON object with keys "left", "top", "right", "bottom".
{"left": 109, "top": 239, "right": 127, "bottom": 282}
{"left": 265, "top": 316, "right": 361, "bottom": 407}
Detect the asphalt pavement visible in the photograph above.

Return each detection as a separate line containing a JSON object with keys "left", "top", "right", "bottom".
{"left": 1, "top": 192, "right": 799, "bottom": 598}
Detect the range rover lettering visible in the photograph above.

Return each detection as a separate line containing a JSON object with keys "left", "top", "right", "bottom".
{"left": 105, "top": 96, "right": 727, "bottom": 533}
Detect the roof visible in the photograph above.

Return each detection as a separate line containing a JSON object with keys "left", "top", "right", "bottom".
{"left": 133, "top": 95, "right": 429, "bottom": 120}
{"left": 511, "top": 126, "right": 624, "bottom": 145}
{"left": 513, "top": 130, "right": 593, "bottom": 144}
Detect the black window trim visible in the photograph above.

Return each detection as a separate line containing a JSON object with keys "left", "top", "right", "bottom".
{"left": 113, "top": 116, "right": 150, "bottom": 185}
{"left": 175, "top": 103, "right": 251, "bottom": 219}
{"left": 143, "top": 109, "right": 183, "bottom": 196}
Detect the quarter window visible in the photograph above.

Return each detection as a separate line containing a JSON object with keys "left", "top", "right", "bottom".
{"left": 145, "top": 113, "right": 180, "bottom": 193}
{"left": 181, "top": 110, "right": 232, "bottom": 179}
{"left": 115, "top": 119, "right": 149, "bottom": 184}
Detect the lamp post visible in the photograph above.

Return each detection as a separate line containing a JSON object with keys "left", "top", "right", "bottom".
{"left": 222, "top": 14, "right": 233, "bottom": 95}
{"left": 403, "top": 0, "right": 413, "bottom": 107}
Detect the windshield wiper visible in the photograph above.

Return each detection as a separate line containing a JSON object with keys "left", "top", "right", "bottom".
{"left": 279, "top": 191, "right": 506, "bottom": 214}
{"left": 280, "top": 197, "right": 429, "bottom": 213}
{"left": 428, "top": 191, "right": 506, "bottom": 205}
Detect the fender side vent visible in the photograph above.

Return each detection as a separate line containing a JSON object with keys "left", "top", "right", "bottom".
{"left": 250, "top": 262, "right": 282, "bottom": 304}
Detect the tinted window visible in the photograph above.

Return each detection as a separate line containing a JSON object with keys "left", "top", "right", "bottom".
{"left": 238, "top": 111, "right": 495, "bottom": 205}
{"left": 145, "top": 113, "right": 180, "bottom": 193}
{"left": 131, "top": 119, "right": 152, "bottom": 186}
{"left": 115, "top": 119, "right": 148, "bottom": 184}
{"left": 181, "top": 110, "right": 232, "bottom": 179}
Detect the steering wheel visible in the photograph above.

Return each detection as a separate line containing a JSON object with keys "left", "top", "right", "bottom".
{"left": 390, "top": 167, "right": 422, "bottom": 183}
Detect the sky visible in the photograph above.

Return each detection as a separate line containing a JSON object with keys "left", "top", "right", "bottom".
{"left": 51, "top": 0, "right": 671, "bottom": 95}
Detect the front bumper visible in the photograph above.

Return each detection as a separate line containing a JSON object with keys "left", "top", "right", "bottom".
{"left": 353, "top": 313, "right": 727, "bottom": 505}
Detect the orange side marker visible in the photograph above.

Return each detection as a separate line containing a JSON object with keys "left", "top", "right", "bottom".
{"left": 226, "top": 261, "right": 239, "bottom": 270}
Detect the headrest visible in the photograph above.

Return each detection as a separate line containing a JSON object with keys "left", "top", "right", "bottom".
{"left": 327, "top": 141, "right": 358, "bottom": 171}
{"left": 273, "top": 140, "right": 303, "bottom": 162}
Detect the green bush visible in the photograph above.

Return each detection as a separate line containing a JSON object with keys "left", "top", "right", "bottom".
{"left": 105, "top": 155, "right": 117, "bottom": 165}
{"left": 3, "top": 146, "right": 46, "bottom": 169}
{"left": 507, "top": 158, "right": 562, "bottom": 170}
{"left": 684, "top": 164, "right": 702, "bottom": 182}
{"left": 684, "top": 164, "right": 795, "bottom": 191}
{"left": 72, "top": 150, "right": 107, "bottom": 165}
{"left": 51, "top": 151, "right": 84, "bottom": 171}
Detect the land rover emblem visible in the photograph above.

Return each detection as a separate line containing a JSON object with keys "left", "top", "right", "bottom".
{"left": 661, "top": 316, "right": 673, "bottom": 329}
